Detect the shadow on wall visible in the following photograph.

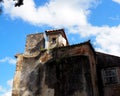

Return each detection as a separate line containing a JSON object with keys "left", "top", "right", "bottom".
{"left": 45, "top": 56, "right": 93, "bottom": 96}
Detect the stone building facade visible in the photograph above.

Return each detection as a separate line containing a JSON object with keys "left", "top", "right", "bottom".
{"left": 12, "top": 29, "right": 120, "bottom": 96}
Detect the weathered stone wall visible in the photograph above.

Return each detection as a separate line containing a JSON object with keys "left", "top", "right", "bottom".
{"left": 12, "top": 54, "right": 23, "bottom": 96}
{"left": 51, "top": 42, "right": 98, "bottom": 96}
{"left": 12, "top": 30, "right": 120, "bottom": 96}
{"left": 25, "top": 33, "right": 45, "bottom": 55}
{"left": 44, "top": 56, "right": 92, "bottom": 96}
{"left": 100, "top": 68, "right": 120, "bottom": 96}
{"left": 96, "top": 52, "right": 120, "bottom": 96}
{"left": 12, "top": 41, "right": 99, "bottom": 96}
{"left": 13, "top": 55, "right": 93, "bottom": 96}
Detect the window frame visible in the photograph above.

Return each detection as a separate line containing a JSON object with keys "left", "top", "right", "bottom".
{"left": 101, "top": 67, "right": 119, "bottom": 86}
{"left": 51, "top": 37, "right": 56, "bottom": 44}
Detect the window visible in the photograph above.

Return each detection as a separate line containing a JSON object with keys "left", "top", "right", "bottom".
{"left": 52, "top": 38, "right": 56, "bottom": 44}
{"left": 102, "top": 68, "right": 119, "bottom": 85}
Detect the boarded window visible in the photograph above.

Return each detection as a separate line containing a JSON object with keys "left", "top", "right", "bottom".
{"left": 102, "top": 68, "right": 119, "bottom": 85}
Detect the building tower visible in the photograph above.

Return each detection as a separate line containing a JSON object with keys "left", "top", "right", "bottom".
{"left": 45, "top": 29, "right": 69, "bottom": 49}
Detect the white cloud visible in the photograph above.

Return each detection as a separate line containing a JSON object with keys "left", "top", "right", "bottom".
{"left": 112, "top": 0, "right": 120, "bottom": 4}
{"left": 0, "top": 57, "right": 16, "bottom": 65}
{"left": 91, "top": 25, "right": 120, "bottom": 56}
{"left": 67, "top": 24, "right": 120, "bottom": 56}
{"left": 1, "top": 91, "right": 12, "bottom": 96}
{"left": 2, "top": 0, "right": 120, "bottom": 57}
{"left": 0, "top": 86, "right": 5, "bottom": 92}
{"left": 0, "top": 79, "right": 13, "bottom": 96}
{"left": 7, "top": 79, "right": 13, "bottom": 88}
{"left": 3, "top": 0, "right": 98, "bottom": 27}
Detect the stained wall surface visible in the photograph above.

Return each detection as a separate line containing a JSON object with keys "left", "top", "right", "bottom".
{"left": 25, "top": 33, "right": 45, "bottom": 55}
{"left": 12, "top": 41, "right": 99, "bottom": 96}
{"left": 96, "top": 52, "right": 120, "bottom": 96}
{"left": 13, "top": 55, "right": 93, "bottom": 96}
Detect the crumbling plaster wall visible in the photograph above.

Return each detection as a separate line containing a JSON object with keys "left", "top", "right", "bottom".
{"left": 12, "top": 55, "right": 92, "bottom": 96}
{"left": 44, "top": 56, "right": 92, "bottom": 96}
{"left": 12, "top": 42, "right": 98, "bottom": 96}
{"left": 25, "top": 33, "right": 45, "bottom": 56}
{"left": 12, "top": 54, "right": 24, "bottom": 96}
{"left": 51, "top": 43, "right": 98, "bottom": 96}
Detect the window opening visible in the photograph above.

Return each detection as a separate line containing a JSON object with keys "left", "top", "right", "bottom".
{"left": 52, "top": 38, "right": 56, "bottom": 44}
{"left": 102, "top": 68, "right": 119, "bottom": 85}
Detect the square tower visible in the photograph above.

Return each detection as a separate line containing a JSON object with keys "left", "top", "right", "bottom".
{"left": 45, "top": 29, "right": 69, "bottom": 49}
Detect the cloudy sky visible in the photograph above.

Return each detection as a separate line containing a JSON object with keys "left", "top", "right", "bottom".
{"left": 0, "top": 0, "right": 120, "bottom": 95}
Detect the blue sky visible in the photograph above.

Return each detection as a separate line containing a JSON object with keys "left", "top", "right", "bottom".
{"left": 0, "top": 0, "right": 120, "bottom": 95}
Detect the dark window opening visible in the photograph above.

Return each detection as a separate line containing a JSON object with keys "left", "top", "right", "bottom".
{"left": 52, "top": 38, "right": 56, "bottom": 44}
